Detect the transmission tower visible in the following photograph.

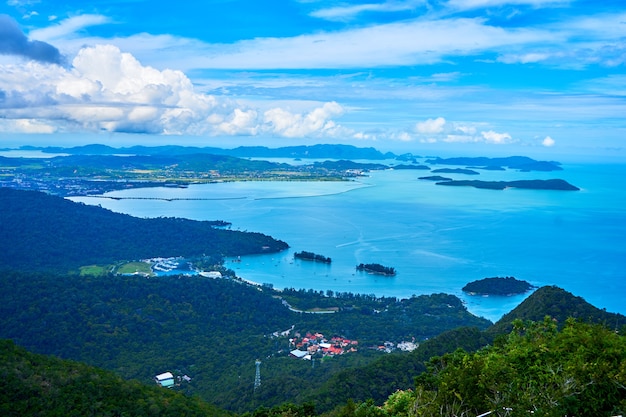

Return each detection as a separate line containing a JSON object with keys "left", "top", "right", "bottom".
{"left": 254, "top": 359, "right": 261, "bottom": 391}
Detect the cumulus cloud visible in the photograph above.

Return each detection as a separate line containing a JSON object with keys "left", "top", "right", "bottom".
{"left": 416, "top": 117, "right": 446, "bottom": 134}
{"left": 0, "top": 43, "right": 348, "bottom": 138}
{"left": 542, "top": 136, "right": 555, "bottom": 146}
{"left": 264, "top": 102, "right": 345, "bottom": 138}
{"left": 0, "top": 14, "right": 63, "bottom": 64}
{"left": 481, "top": 130, "right": 516, "bottom": 144}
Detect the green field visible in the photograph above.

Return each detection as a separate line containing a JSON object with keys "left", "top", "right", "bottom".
{"left": 116, "top": 261, "right": 153, "bottom": 276}
{"left": 80, "top": 262, "right": 153, "bottom": 276}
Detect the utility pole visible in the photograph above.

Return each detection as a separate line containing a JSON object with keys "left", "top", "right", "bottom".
{"left": 254, "top": 359, "right": 261, "bottom": 392}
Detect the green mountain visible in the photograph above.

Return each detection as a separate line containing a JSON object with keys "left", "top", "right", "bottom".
{"left": 297, "top": 285, "right": 626, "bottom": 413}
{"left": 489, "top": 285, "right": 626, "bottom": 334}
{"left": 0, "top": 188, "right": 287, "bottom": 272}
{"left": 0, "top": 339, "right": 228, "bottom": 417}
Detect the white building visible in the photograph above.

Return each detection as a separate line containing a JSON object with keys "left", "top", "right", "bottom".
{"left": 155, "top": 372, "right": 175, "bottom": 388}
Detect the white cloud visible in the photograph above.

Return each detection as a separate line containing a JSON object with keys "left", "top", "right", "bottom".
{"left": 542, "top": 136, "right": 555, "bottom": 147}
{"left": 140, "top": 17, "right": 549, "bottom": 70}
{"left": 0, "top": 44, "right": 349, "bottom": 139}
{"left": 29, "top": 14, "right": 111, "bottom": 43}
{"left": 311, "top": 0, "right": 426, "bottom": 22}
{"left": 0, "top": 119, "right": 56, "bottom": 134}
{"left": 481, "top": 130, "right": 515, "bottom": 144}
{"left": 416, "top": 117, "right": 446, "bottom": 134}
{"left": 446, "top": 0, "right": 570, "bottom": 11}
{"left": 263, "top": 101, "right": 345, "bottom": 138}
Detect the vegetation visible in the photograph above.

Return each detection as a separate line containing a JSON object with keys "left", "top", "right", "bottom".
{"left": 340, "top": 318, "right": 626, "bottom": 417}
{"left": 356, "top": 263, "right": 396, "bottom": 276}
{"left": 0, "top": 146, "right": 390, "bottom": 197}
{"left": 489, "top": 285, "right": 625, "bottom": 334}
{"left": 0, "top": 188, "right": 288, "bottom": 273}
{"left": 424, "top": 156, "right": 563, "bottom": 171}
{"left": 462, "top": 276, "right": 536, "bottom": 296}
{"left": 431, "top": 168, "right": 480, "bottom": 175}
{"left": 0, "top": 270, "right": 490, "bottom": 413}
{"left": 294, "top": 251, "right": 332, "bottom": 264}
{"left": 0, "top": 339, "right": 229, "bottom": 417}
{"left": 417, "top": 175, "right": 452, "bottom": 181}
{"left": 436, "top": 179, "right": 580, "bottom": 191}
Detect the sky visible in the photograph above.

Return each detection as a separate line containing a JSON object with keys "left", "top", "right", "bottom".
{"left": 0, "top": 0, "right": 625, "bottom": 157}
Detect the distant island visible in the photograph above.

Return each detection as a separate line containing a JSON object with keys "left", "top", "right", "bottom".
{"left": 391, "top": 164, "right": 430, "bottom": 170}
{"left": 425, "top": 156, "right": 563, "bottom": 172}
{"left": 436, "top": 179, "right": 580, "bottom": 191}
{"left": 462, "top": 276, "right": 536, "bottom": 296}
{"left": 431, "top": 168, "right": 480, "bottom": 175}
{"left": 418, "top": 175, "right": 453, "bottom": 181}
{"left": 356, "top": 263, "right": 396, "bottom": 276}
{"left": 294, "top": 251, "right": 331, "bottom": 264}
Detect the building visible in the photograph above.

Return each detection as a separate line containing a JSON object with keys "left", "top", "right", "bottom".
{"left": 155, "top": 372, "right": 175, "bottom": 388}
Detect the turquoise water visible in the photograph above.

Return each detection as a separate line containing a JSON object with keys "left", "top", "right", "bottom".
{"left": 71, "top": 161, "right": 626, "bottom": 322}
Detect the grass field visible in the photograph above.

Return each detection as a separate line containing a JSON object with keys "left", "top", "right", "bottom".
{"left": 116, "top": 261, "right": 153, "bottom": 276}
{"left": 80, "top": 262, "right": 153, "bottom": 276}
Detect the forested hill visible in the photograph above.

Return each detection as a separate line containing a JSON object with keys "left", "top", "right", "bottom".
{"left": 0, "top": 188, "right": 288, "bottom": 272}
{"left": 489, "top": 285, "right": 626, "bottom": 334}
{"left": 0, "top": 339, "right": 228, "bottom": 417}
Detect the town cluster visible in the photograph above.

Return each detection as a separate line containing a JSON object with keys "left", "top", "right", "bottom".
{"left": 289, "top": 332, "right": 358, "bottom": 360}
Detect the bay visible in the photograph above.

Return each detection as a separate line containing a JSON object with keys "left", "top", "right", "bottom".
{"left": 71, "top": 160, "right": 626, "bottom": 322}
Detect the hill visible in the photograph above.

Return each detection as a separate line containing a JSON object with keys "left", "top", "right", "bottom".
{"left": 0, "top": 270, "right": 490, "bottom": 413}
{"left": 489, "top": 285, "right": 626, "bottom": 334}
{"left": 0, "top": 188, "right": 288, "bottom": 272}
{"left": 425, "top": 156, "right": 563, "bottom": 171}
{"left": 0, "top": 339, "right": 227, "bottom": 417}
{"left": 34, "top": 143, "right": 395, "bottom": 159}
{"left": 296, "top": 285, "right": 625, "bottom": 413}
{"left": 339, "top": 318, "right": 626, "bottom": 417}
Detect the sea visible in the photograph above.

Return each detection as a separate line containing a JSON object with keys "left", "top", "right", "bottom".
{"left": 70, "top": 159, "right": 626, "bottom": 322}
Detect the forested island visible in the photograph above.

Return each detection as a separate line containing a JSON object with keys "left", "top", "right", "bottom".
{"left": 294, "top": 251, "right": 332, "bottom": 264}
{"left": 431, "top": 168, "right": 480, "bottom": 175}
{"left": 436, "top": 179, "right": 580, "bottom": 191}
{"left": 425, "top": 156, "right": 563, "bottom": 171}
{"left": 356, "top": 263, "right": 396, "bottom": 276}
{"left": 418, "top": 175, "right": 452, "bottom": 181}
{"left": 462, "top": 276, "right": 536, "bottom": 296}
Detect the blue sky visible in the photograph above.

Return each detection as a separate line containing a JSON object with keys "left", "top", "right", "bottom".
{"left": 0, "top": 0, "right": 625, "bottom": 157}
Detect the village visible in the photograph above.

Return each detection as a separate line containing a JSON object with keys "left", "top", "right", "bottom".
{"left": 280, "top": 329, "right": 418, "bottom": 361}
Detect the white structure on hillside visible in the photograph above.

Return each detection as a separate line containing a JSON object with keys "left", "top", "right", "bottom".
{"left": 155, "top": 372, "right": 175, "bottom": 388}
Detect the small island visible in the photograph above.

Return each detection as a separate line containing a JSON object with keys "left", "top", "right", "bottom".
{"left": 436, "top": 179, "right": 580, "bottom": 191}
{"left": 418, "top": 175, "right": 453, "bottom": 181}
{"left": 462, "top": 276, "right": 536, "bottom": 296}
{"left": 431, "top": 168, "right": 480, "bottom": 175}
{"left": 356, "top": 263, "right": 396, "bottom": 276}
{"left": 294, "top": 251, "right": 331, "bottom": 264}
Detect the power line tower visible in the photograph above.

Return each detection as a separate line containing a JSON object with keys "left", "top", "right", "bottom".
{"left": 254, "top": 359, "right": 261, "bottom": 392}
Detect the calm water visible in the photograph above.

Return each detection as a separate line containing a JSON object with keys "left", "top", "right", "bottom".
{"left": 71, "top": 160, "right": 626, "bottom": 322}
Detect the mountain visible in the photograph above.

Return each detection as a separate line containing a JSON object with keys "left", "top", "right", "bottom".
{"left": 489, "top": 285, "right": 626, "bottom": 334}
{"left": 296, "top": 285, "right": 626, "bottom": 413}
{"left": 0, "top": 188, "right": 288, "bottom": 272}
{"left": 0, "top": 339, "right": 227, "bottom": 417}
{"left": 35, "top": 143, "right": 395, "bottom": 159}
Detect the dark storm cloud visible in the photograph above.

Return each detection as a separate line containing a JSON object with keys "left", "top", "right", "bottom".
{"left": 0, "top": 14, "right": 63, "bottom": 64}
